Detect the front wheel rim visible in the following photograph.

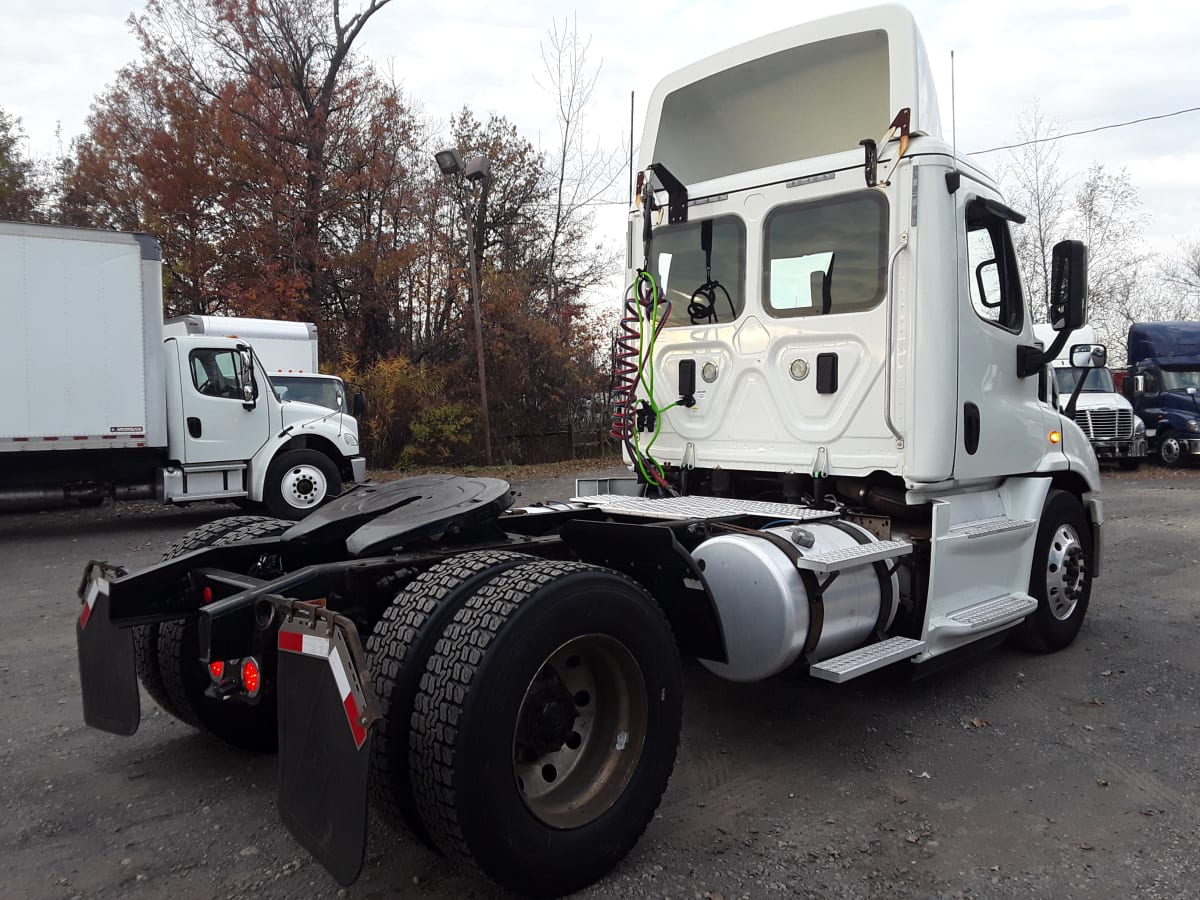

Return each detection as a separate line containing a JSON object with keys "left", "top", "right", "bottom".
{"left": 281, "top": 464, "right": 328, "bottom": 509}
{"left": 512, "top": 634, "right": 648, "bottom": 829}
{"left": 1045, "top": 523, "right": 1086, "bottom": 620}
{"left": 1160, "top": 438, "right": 1181, "bottom": 464}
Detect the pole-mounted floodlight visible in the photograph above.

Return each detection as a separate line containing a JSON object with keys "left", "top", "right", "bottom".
{"left": 433, "top": 148, "right": 494, "bottom": 466}
{"left": 434, "top": 148, "right": 464, "bottom": 177}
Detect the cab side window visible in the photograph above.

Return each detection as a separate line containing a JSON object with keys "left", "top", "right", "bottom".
{"left": 190, "top": 349, "right": 249, "bottom": 400}
{"left": 965, "top": 200, "right": 1024, "bottom": 333}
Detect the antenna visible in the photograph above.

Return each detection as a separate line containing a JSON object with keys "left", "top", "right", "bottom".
{"left": 947, "top": 50, "right": 961, "bottom": 193}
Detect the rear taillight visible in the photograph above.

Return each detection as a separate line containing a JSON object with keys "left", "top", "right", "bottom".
{"left": 241, "top": 657, "right": 261, "bottom": 697}
{"left": 208, "top": 660, "right": 224, "bottom": 681}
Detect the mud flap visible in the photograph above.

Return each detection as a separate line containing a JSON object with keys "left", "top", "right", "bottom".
{"left": 275, "top": 603, "right": 379, "bottom": 887}
{"left": 75, "top": 561, "right": 140, "bottom": 736}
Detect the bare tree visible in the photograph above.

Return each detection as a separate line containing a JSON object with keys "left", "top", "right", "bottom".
{"left": 999, "top": 103, "right": 1069, "bottom": 317}
{"left": 536, "top": 16, "right": 624, "bottom": 320}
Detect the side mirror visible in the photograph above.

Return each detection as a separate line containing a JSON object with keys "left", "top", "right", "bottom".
{"left": 1070, "top": 343, "right": 1106, "bottom": 368}
{"left": 237, "top": 345, "right": 257, "bottom": 410}
{"left": 1048, "top": 240, "right": 1087, "bottom": 332}
{"left": 1133, "top": 375, "right": 1146, "bottom": 394}
{"left": 351, "top": 392, "right": 367, "bottom": 418}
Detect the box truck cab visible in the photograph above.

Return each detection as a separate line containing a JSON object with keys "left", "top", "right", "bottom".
{"left": 1126, "top": 321, "right": 1200, "bottom": 467}
{"left": 1033, "top": 323, "right": 1145, "bottom": 469}
{"left": 0, "top": 221, "right": 365, "bottom": 517}
{"left": 163, "top": 315, "right": 362, "bottom": 417}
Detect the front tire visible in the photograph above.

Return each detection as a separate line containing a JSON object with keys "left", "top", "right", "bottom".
{"left": 410, "top": 561, "right": 683, "bottom": 898}
{"left": 1012, "top": 490, "right": 1092, "bottom": 652}
{"left": 264, "top": 449, "right": 342, "bottom": 519}
{"left": 1156, "top": 430, "right": 1185, "bottom": 468}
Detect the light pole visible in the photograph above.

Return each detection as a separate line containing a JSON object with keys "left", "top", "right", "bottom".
{"left": 434, "top": 148, "right": 493, "bottom": 466}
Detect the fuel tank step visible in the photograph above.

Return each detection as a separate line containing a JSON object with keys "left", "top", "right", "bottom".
{"left": 808, "top": 636, "right": 926, "bottom": 683}
{"left": 792, "top": 539, "right": 912, "bottom": 575}
{"left": 948, "top": 517, "right": 1036, "bottom": 539}
{"left": 930, "top": 592, "right": 1038, "bottom": 635}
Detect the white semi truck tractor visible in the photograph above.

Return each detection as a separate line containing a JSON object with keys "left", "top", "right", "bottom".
{"left": 75, "top": 6, "right": 1105, "bottom": 897}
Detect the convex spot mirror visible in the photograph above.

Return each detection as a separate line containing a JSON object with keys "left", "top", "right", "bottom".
{"left": 1070, "top": 343, "right": 1107, "bottom": 368}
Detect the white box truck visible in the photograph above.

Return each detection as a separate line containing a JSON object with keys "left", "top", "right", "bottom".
{"left": 0, "top": 221, "right": 366, "bottom": 517}
{"left": 77, "top": 5, "right": 1109, "bottom": 896}
{"left": 1034, "top": 323, "right": 1146, "bottom": 469}
{"left": 163, "top": 315, "right": 363, "bottom": 416}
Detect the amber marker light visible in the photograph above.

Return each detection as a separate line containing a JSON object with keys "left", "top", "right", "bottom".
{"left": 1049, "top": 430, "right": 1062, "bottom": 444}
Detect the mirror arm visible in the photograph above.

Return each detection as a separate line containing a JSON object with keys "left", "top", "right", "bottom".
{"left": 1063, "top": 366, "right": 1090, "bottom": 421}
{"left": 1017, "top": 329, "right": 1072, "bottom": 378}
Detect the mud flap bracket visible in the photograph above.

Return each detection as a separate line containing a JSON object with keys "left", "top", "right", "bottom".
{"left": 274, "top": 600, "right": 380, "bottom": 887}
{"left": 75, "top": 560, "right": 139, "bottom": 736}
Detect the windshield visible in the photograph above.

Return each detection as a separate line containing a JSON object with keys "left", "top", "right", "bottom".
{"left": 1054, "top": 367, "right": 1115, "bottom": 394}
{"left": 270, "top": 375, "right": 346, "bottom": 413}
{"left": 1160, "top": 368, "right": 1200, "bottom": 391}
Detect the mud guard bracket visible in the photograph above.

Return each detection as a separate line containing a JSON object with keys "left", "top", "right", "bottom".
{"left": 75, "top": 560, "right": 139, "bottom": 736}
{"left": 275, "top": 601, "right": 380, "bottom": 887}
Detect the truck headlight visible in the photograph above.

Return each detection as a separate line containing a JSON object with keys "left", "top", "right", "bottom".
{"left": 343, "top": 433, "right": 359, "bottom": 447}
{"left": 1134, "top": 415, "right": 1145, "bottom": 435}
{"left": 1189, "top": 420, "right": 1200, "bottom": 433}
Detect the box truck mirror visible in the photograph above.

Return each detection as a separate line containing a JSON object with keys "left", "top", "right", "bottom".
{"left": 352, "top": 393, "right": 367, "bottom": 418}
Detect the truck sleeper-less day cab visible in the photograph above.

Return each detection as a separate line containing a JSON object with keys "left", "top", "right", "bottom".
{"left": 75, "top": 7, "right": 1104, "bottom": 897}
{"left": 1033, "top": 323, "right": 1145, "bottom": 469}
{"left": 1124, "top": 321, "right": 1200, "bottom": 467}
{"left": 0, "top": 222, "right": 365, "bottom": 517}
{"left": 162, "top": 315, "right": 365, "bottom": 417}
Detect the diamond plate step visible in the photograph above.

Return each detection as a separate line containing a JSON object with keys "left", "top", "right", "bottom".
{"left": 949, "top": 517, "right": 1036, "bottom": 539}
{"left": 931, "top": 592, "right": 1037, "bottom": 635}
{"left": 792, "top": 539, "right": 912, "bottom": 575}
{"left": 809, "top": 636, "right": 926, "bottom": 683}
{"left": 571, "top": 494, "right": 838, "bottom": 522}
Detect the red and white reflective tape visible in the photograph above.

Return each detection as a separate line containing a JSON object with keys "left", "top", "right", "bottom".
{"left": 277, "top": 630, "right": 367, "bottom": 749}
{"left": 79, "top": 576, "right": 109, "bottom": 629}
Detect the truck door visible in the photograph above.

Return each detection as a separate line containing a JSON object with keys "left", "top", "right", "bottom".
{"left": 953, "top": 196, "right": 1055, "bottom": 480}
{"left": 177, "top": 343, "right": 271, "bottom": 464}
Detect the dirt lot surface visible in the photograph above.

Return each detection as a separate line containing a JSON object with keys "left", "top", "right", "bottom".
{"left": 2, "top": 465, "right": 1198, "bottom": 900}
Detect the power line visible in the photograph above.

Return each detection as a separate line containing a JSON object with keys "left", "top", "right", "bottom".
{"left": 971, "top": 104, "right": 1200, "bottom": 155}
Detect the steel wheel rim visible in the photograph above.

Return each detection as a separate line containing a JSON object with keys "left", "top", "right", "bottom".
{"left": 512, "top": 634, "right": 647, "bottom": 829}
{"left": 1160, "top": 437, "right": 1181, "bottom": 464}
{"left": 1045, "top": 522, "right": 1085, "bottom": 620}
{"left": 281, "top": 464, "right": 327, "bottom": 509}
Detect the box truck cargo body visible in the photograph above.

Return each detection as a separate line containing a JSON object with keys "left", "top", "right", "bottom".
{"left": 0, "top": 221, "right": 365, "bottom": 516}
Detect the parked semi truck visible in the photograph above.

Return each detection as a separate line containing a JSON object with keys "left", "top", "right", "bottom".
{"left": 1124, "top": 321, "right": 1200, "bottom": 467}
{"left": 163, "top": 315, "right": 363, "bottom": 416}
{"left": 76, "top": 6, "right": 1105, "bottom": 897}
{"left": 1034, "top": 323, "right": 1145, "bottom": 469}
{"left": 0, "top": 221, "right": 365, "bottom": 516}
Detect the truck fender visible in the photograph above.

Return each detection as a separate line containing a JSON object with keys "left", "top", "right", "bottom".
{"left": 249, "top": 434, "right": 346, "bottom": 503}
{"left": 559, "top": 519, "right": 728, "bottom": 664}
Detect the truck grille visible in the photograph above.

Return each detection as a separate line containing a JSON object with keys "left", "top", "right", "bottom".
{"left": 1077, "top": 408, "right": 1133, "bottom": 440}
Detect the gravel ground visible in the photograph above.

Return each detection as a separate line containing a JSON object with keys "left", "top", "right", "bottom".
{"left": 1, "top": 465, "right": 1197, "bottom": 900}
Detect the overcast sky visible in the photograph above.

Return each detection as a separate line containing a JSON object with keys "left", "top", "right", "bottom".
{"left": 3, "top": 0, "right": 1199, "bottom": 263}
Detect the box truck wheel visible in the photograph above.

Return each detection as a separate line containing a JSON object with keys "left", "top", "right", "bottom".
{"left": 265, "top": 449, "right": 342, "bottom": 519}
{"left": 1155, "top": 430, "right": 1185, "bottom": 468}
{"left": 410, "top": 560, "right": 683, "bottom": 897}
{"left": 367, "top": 550, "right": 533, "bottom": 848}
{"left": 156, "top": 517, "right": 291, "bottom": 751}
{"left": 1012, "top": 490, "right": 1092, "bottom": 653}
{"left": 134, "top": 515, "right": 287, "bottom": 724}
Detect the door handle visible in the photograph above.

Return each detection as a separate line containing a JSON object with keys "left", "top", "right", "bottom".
{"left": 963, "top": 403, "right": 980, "bottom": 455}
{"left": 187, "top": 417, "right": 202, "bottom": 439}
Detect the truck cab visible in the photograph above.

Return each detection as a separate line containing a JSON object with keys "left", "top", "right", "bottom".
{"left": 1125, "top": 321, "right": 1200, "bottom": 467}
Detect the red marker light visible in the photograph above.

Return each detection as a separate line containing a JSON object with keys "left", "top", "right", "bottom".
{"left": 208, "top": 660, "right": 224, "bottom": 680}
{"left": 202, "top": 586, "right": 213, "bottom": 604}
{"left": 241, "top": 657, "right": 261, "bottom": 696}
